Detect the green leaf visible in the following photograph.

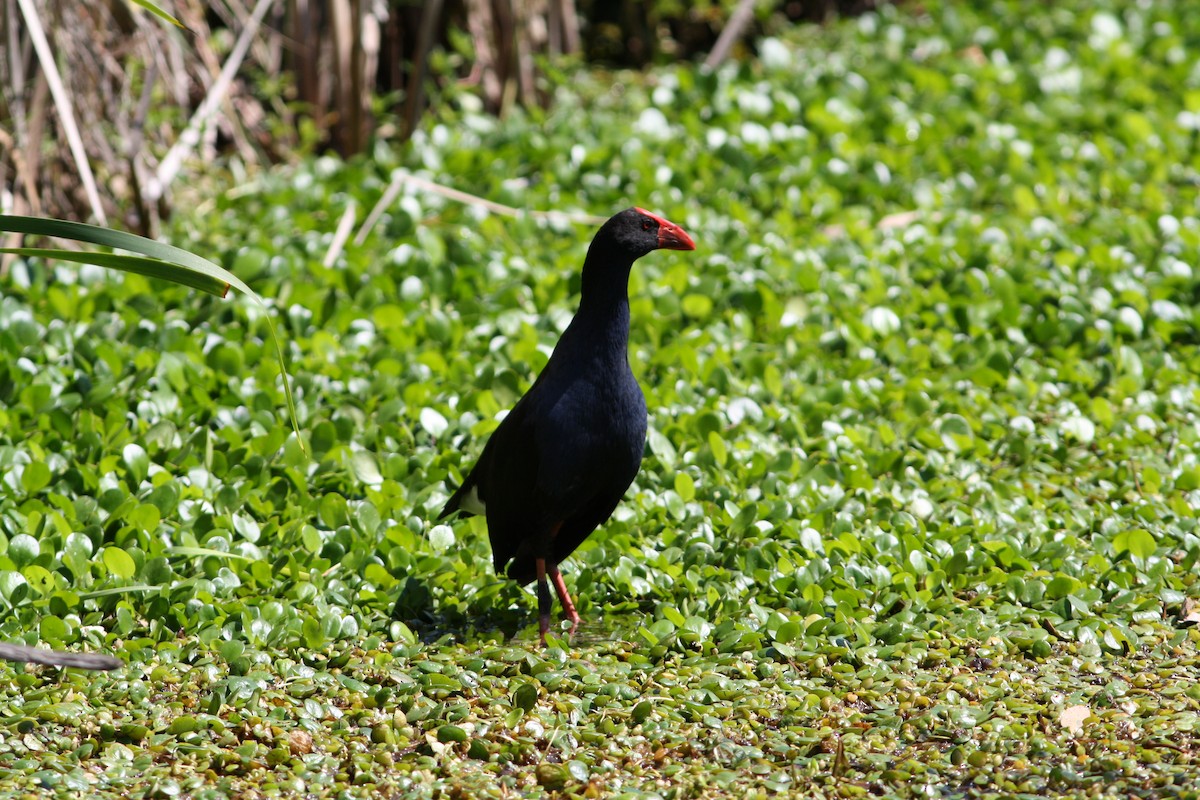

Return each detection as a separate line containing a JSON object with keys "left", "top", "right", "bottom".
{"left": 674, "top": 472, "right": 696, "bottom": 503}
{"left": 938, "top": 414, "right": 975, "bottom": 454}
{"left": 1113, "top": 529, "right": 1156, "bottom": 560}
{"left": 0, "top": 571, "right": 29, "bottom": 603}
{"left": 122, "top": 443, "right": 150, "bottom": 484}
{"left": 773, "top": 620, "right": 802, "bottom": 644}
{"left": 437, "top": 725, "right": 467, "bottom": 743}
{"left": 1047, "top": 575, "right": 1083, "bottom": 600}
{"left": 8, "top": 535, "right": 40, "bottom": 568}
{"left": 21, "top": 462, "right": 51, "bottom": 493}
{"left": 682, "top": 294, "right": 713, "bottom": 319}
{"left": 0, "top": 216, "right": 237, "bottom": 292}
{"left": 128, "top": 0, "right": 185, "bottom": 28}
{"left": 76, "top": 585, "right": 159, "bottom": 599}
{"left": 102, "top": 548, "right": 137, "bottom": 580}
{"left": 661, "top": 606, "right": 686, "bottom": 627}
{"left": 512, "top": 683, "right": 538, "bottom": 712}
{"left": 22, "top": 566, "right": 55, "bottom": 596}
{"left": 38, "top": 615, "right": 69, "bottom": 642}
{"left": 352, "top": 452, "right": 383, "bottom": 486}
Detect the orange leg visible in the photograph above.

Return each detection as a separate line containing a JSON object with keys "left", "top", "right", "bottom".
{"left": 549, "top": 565, "right": 581, "bottom": 634}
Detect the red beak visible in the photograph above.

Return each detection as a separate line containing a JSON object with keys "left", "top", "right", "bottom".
{"left": 636, "top": 207, "right": 696, "bottom": 251}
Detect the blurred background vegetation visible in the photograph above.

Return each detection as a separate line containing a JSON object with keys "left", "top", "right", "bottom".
{"left": 0, "top": 0, "right": 880, "bottom": 236}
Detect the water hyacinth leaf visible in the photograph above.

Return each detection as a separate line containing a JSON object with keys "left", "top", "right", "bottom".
{"left": 674, "top": 472, "right": 696, "bottom": 502}
{"left": 682, "top": 293, "right": 713, "bottom": 319}
{"left": 122, "top": 443, "right": 150, "bottom": 484}
{"left": 661, "top": 605, "right": 686, "bottom": 627}
{"left": 773, "top": 620, "right": 802, "bottom": 644}
{"left": 127, "top": 503, "right": 161, "bottom": 534}
{"left": 232, "top": 514, "right": 261, "bottom": 543}
{"left": 102, "top": 548, "right": 137, "bottom": 580}
{"left": 647, "top": 427, "right": 676, "bottom": 467}
{"left": 1114, "top": 529, "right": 1156, "bottom": 560}
{"left": 1046, "top": 576, "right": 1083, "bottom": 600}
{"left": 20, "top": 462, "right": 51, "bottom": 494}
{"left": 38, "top": 615, "right": 69, "bottom": 642}
{"left": 22, "top": 565, "right": 55, "bottom": 596}
{"left": 351, "top": 452, "right": 384, "bottom": 486}
{"left": 0, "top": 572, "right": 29, "bottom": 604}
{"left": 512, "top": 683, "right": 538, "bottom": 712}
{"left": 219, "top": 640, "right": 245, "bottom": 662}
{"left": 420, "top": 407, "right": 449, "bottom": 437}
{"left": 8, "top": 535, "right": 40, "bottom": 568}
{"left": 708, "top": 431, "right": 727, "bottom": 467}
{"left": 427, "top": 525, "right": 455, "bottom": 552}
{"left": 1061, "top": 416, "right": 1096, "bottom": 444}
{"left": 938, "top": 415, "right": 974, "bottom": 453}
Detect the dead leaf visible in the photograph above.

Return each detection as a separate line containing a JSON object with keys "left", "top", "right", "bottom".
{"left": 1182, "top": 597, "right": 1200, "bottom": 625}
{"left": 961, "top": 45, "right": 987, "bottom": 66}
{"left": 1058, "top": 704, "right": 1090, "bottom": 735}
{"left": 289, "top": 730, "right": 313, "bottom": 755}
{"left": 878, "top": 210, "right": 922, "bottom": 230}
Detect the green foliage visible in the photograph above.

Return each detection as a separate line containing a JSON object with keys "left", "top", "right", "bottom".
{"left": 2, "top": 0, "right": 1200, "bottom": 795}
{"left": 127, "top": 0, "right": 183, "bottom": 28}
{"left": 0, "top": 214, "right": 303, "bottom": 445}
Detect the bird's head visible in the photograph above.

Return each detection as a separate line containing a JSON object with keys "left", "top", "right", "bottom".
{"left": 604, "top": 207, "right": 696, "bottom": 258}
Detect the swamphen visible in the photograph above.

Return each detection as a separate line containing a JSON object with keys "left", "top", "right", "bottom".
{"left": 439, "top": 207, "right": 696, "bottom": 640}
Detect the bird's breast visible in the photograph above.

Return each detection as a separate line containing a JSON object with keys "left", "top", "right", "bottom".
{"left": 535, "top": 368, "right": 644, "bottom": 465}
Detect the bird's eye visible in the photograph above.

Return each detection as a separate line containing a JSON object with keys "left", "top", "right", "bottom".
{"left": 641, "top": 219, "right": 653, "bottom": 231}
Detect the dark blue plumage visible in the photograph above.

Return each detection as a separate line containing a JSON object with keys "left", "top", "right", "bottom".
{"left": 439, "top": 207, "right": 696, "bottom": 639}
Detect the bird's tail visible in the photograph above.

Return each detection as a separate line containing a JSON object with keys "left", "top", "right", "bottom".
{"left": 438, "top": 475, "right": 480, "bottom": 519}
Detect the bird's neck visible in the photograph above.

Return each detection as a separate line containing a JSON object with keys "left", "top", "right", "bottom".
{"left": 570, "top": 249, "right": 635, "bottom": 358}
{"left": 577, "top": 244, "right": 634, "bottom": 317}
{"left": 574, "top": 294, "right": 631, "bottom": 342}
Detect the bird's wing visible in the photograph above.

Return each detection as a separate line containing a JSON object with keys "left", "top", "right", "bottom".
{"left": 439, "top": 393, "right": 533, "bottom": 519}
{"left": 438, "top": 362, "right": 556, "bottom": 520}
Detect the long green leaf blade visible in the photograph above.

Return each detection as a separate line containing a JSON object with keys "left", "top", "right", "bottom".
{"left": 129, "top": 0, "right": 184, "bottom": 28}
{"left": 0, "top": 248, "right": 229, "bottom": 296}
{"left": 163, "top": 547, "right": 252, "bottom": 561}
{"left": 75, "top": 585, "right": 161, "bottom": 599}
{"left": 0, "top": 215, "right": 242, "bottom": 294}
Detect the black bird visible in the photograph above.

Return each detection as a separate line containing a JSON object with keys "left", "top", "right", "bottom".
{"left": 439, "top": 207, "right": 696, "bottom": 640}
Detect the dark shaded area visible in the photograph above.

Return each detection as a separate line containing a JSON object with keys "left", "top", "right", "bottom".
{"left": 578, "top": 0, "right": 886, "bottom": 67}
{"left": 286, "top": 0, "right": 894, "bottom": 155}
{"left": 392, "top": 575, "right": 531, "bottom": 643}
{"left": 0, "top": 0, "right": 891, "bottom": 227}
